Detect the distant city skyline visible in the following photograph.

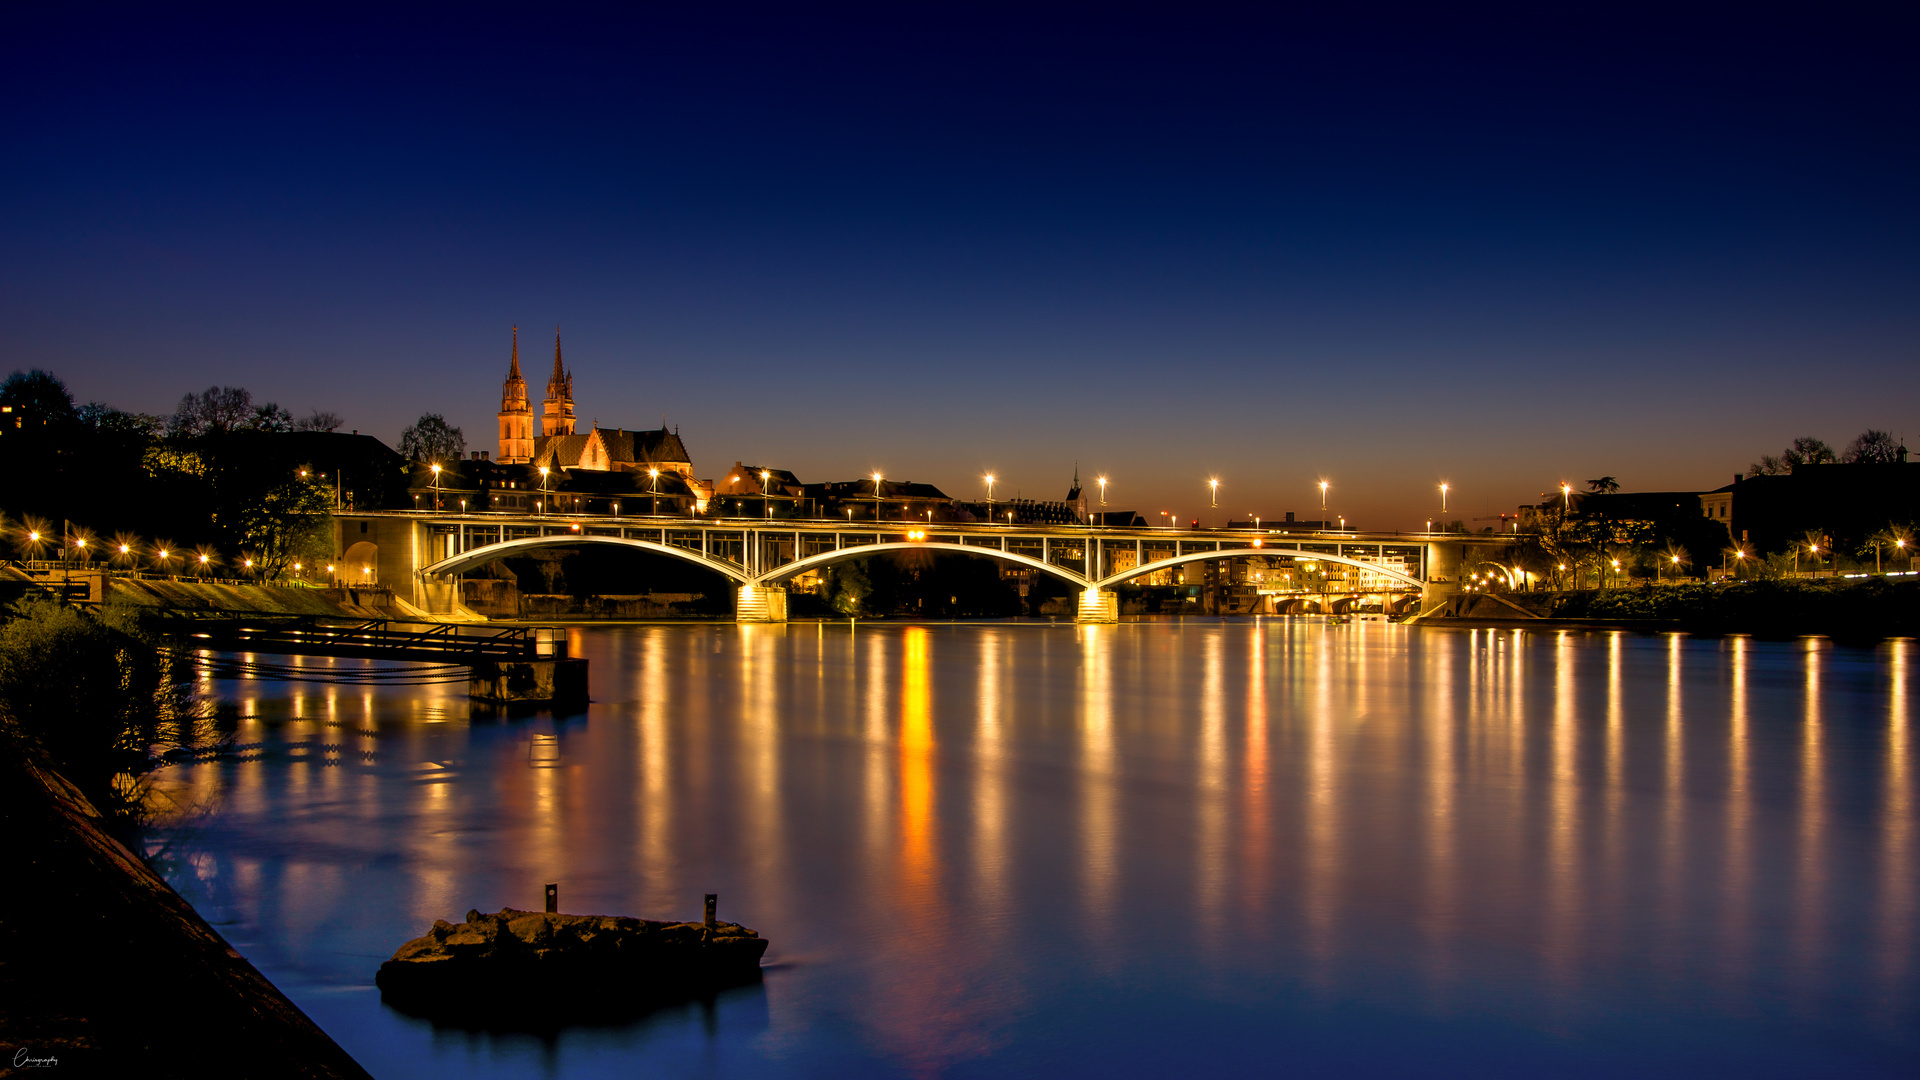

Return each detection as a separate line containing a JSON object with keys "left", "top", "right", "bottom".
{"left": 5, "top": 5, "right": 1914, "bottom": 528}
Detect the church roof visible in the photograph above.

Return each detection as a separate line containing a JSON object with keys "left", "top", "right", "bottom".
{"left": 533, "top": 426, "right": 692, "bottom": 468}
{"left": 595, "top": 427, "right": 691, "bottom": 464}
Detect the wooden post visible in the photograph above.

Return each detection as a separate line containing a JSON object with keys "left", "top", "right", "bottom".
{"left": 545, "top": 883, "right": 557, "bottom": 913}
{"left": 704, "top": 893, "right": 717, "bottom": 928}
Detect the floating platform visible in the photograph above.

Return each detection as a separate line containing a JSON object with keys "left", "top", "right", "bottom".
{"left": 375, "top": 906, "right": 768, "bottom": 1027}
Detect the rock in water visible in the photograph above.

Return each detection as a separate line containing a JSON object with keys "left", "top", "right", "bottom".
{"left": 375, "top": 908, "right": 769, "bottom": 1026}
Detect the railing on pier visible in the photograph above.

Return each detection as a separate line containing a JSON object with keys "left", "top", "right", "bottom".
{"left": 147, "top": 612, "right": 566, "bottom": 663}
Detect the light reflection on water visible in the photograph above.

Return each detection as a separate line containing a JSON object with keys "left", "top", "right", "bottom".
{"left": 146, "top": 622, "right": 1920, "bottom": 1078}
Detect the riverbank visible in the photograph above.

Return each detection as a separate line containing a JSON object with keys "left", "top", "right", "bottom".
{"left": 1421, "top": 578, "right": 1920, "bottom": 639}
{"left": 0, "top": 737, "right": 372, "bottom": 1076}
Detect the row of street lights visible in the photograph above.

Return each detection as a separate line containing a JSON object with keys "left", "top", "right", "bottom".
{"left": 5, "top": 520, "right": 364, "bottom": 582}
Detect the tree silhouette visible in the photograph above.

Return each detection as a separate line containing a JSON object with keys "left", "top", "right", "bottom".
{"left": 1585, "top": 476, "right": 1620, "bottom": 494}
{"left": 398, "top": 413, "right": 465, "bottom": 463}
{"left": 1844, "top": 429, "right": 1901, "bottom": 464}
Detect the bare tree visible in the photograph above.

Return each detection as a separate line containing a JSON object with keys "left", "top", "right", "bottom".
{"left": 168, "top": 386, "right": 254, "bottom": 436}
{"left": 1843, "top": 429, "right": 1902, "bottom": 464}
{"left": 293, "top": 409, "right": 344, "bottom": 432}
{"left": 1749, "top": 436, "right": 1837, "bottom": 476}
{"left": 398, "top": 413, "right": 464, "bottom": 463}
{"left": 1784, "top": 436, "right": 1836, "bottom": 467}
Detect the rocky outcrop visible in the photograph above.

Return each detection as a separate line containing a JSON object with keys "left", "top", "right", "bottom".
{"left": 375, "top": 908, "right": 770, "bottom": 1026}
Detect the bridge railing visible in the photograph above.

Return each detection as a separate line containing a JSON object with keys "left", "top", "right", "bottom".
{"left": 146, "top": 612, "right": 556, "bottom": 661}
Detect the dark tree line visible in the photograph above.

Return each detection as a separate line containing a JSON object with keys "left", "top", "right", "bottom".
{"left": 0, "top": 369, "right": 392, "bottom": 577}
{"left": 1749, "top": 430, "right": 1903, "bottom": 476}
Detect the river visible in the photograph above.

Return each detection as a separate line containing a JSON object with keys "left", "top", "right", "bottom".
{"left": 146, "top": 620, "right": 1918, "bottom": 1077}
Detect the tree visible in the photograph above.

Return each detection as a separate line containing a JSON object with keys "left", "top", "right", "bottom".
{"left": 398, "top": 413, "right": 464, "bottom": 463}
{"left": 229, "top": 473, "right": 332, "bottom": 579}
{"left": 0, "top": 369, "right": 77, "bottom": 427}
{"left": 1586, "top": 476, "right": 1620, "bottom": 494}
{"left": 294, "top": 409, "right": 344, "bottom": 432}
{"left": 827, "top": 561, "right": 872, "bottom": 615}
{"left": 1843, "top": 429, "right": 1902, "bottom": 465}
{"left": 168, "top": 386, "right": 254, "bottom": 436}
{"left": 1785, "top": 436, "right": 1836, "bottom": 467}
{"left": 248, "top": 402, "right": 293, "bottom": 432}
{"left": 1750, "top": 435, "right": 1837, "bottom": 476}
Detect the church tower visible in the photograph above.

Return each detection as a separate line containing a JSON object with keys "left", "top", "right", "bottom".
{"left": 541, "top": 328, "right": 576, "bottom": 437}
{"left": 496, "top": 326, "right": 533, "bottom": 463}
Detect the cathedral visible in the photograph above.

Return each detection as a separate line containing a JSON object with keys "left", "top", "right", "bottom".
{"left": 495, "top": 327, "right": 697, "bottom": 486}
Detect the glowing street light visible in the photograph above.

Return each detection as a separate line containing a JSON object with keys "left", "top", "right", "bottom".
{"left": 648, "top": 468, "right": 660, "bottom": 516}
{"left": 430, "top": 462, "right": 442, "bottom": 510}
{"left": 1440, "top": 482, "right": 1449, "bottom": 514}
{"left": 1319, "top": 480, "right": 1329, "bottom": 514}
{"left": 538, "top": 466, "right": 550, "bottom": 515}
{"left": 984, "top": 474, "right": 995, "bottom": 519}
{"left": 1208, "top": 478, "right": 1219, "bottom": 508}
{"left": 761, "top": 469, "right": 773, "bottom": 519}
{"left": 1097, "top": 476, "right": 1108, "bottom": 506}
{"left": 1561, "top": 483, "right": 1571, "bottom": 510}
{"left": 872, "top": 472, "right": 884, "bottom": 521}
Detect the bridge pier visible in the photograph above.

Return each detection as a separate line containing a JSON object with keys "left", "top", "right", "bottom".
{"left": 736, "top": 585, "right": 788, "bottom": 623}
{"left": 1076, "top": 587, "right": 1118, "bottom": 623}
{"left": 468, "top": 659, "right": 588, "bottom": 708}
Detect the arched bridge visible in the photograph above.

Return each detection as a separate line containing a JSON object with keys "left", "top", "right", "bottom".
{"left": 407, "top": 517, "right": 1448, "bottom": 623}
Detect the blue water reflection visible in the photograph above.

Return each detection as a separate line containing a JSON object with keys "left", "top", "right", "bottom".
{"left": 147, "top": 623, "right": 1920, "bottom": 1077}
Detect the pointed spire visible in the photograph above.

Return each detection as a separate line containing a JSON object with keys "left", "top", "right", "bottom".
{"left": 552, "top": 326, "right": 565, "bottom": 386}
{"left": 510, "top": 325, "right": 521, "bottom": 377}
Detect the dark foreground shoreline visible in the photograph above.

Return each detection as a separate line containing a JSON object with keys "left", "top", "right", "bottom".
{"left": 0, "top": 742, "right": 371, "bottom": 1078}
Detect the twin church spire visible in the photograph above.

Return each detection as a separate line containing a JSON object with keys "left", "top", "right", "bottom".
{"left": 496, "top": 325, "right": 572, "bottom": 464}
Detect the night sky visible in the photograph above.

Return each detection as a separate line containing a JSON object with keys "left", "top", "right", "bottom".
{"left": 4, "top": 3, "right": 1915, "bottom": 528}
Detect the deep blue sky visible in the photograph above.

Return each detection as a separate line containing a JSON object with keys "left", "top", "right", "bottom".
{"left": 4, "top": 2, "right": 1915, "bottom": 527}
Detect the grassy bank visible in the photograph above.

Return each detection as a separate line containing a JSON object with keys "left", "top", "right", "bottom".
{"left": 0, "top": 600, "right": 371, "bottom": 1075}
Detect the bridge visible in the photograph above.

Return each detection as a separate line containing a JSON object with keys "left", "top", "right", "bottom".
{"left": 333, "top": 510, "right": 1515, "bottom": 623}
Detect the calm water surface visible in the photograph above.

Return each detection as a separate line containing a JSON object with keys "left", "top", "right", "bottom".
{"left": 147, "top": 621, "right": 1920, "bottom": 1078}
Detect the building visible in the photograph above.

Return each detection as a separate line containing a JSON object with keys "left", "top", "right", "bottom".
{"left": 495, "top": 327, "right": 535, "bottom": 463}
{"left": 493, "top": 327, "right": 713, "bottom": 507}
{"left": 1704, "top": 457, "right": 1920, "bottom": 554}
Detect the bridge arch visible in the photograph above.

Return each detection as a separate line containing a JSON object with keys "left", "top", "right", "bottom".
{"left": 1093, "top": 547, "right": 1424, "bottom": 591}
{"left": 754, "top": 541, "right": 1089, "bottom": 589}
{"left": 419, "top": 535, "right": 754, "bottom": 585}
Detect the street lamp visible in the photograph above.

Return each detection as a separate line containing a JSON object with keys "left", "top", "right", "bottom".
{"left": 1561, "top": 483, "right": 1571, "bottom": 510}
{"left": 762, "top": 469, "right": 773, "bottom": 519}
{"left": 1097, "top": 476, "right": 1108, "bottom": 506}
{"left": 1440, "top": 482, "right": 1448, "bottom": 514}
{"left": 1319, "top": 480, "right": 1329, "bottom": 515}
{"left": 538, "top": 466, "right": 550, "bottom": 515}
{"left": 872, "top": 472, "right": 884, "bottom": 521}
{"left": 649, "top": 468, "right": 660, "bottom": 516}
{"left": 984, "top": 474, "right": 995, "bottom": 520}
{"left": 1208, "top": 478, "right": 1219, "bottom": 513}
{"left": 430, "top": 463, "right": 442, "bottom": 510}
